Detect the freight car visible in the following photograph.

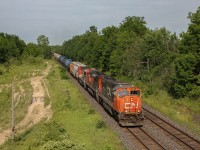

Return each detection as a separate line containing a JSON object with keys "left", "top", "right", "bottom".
{"left": 56, "top": 54, "right": 72, "bottom": 70}
{"left": 77, "top": 66, "right": 91, "bottom": 85}
{"left": 69, "top": 62, "right": 86, "bottom": 78}
{"left": 53, "top": 52, "right": 144, "bottom": 127}
{"left": 64, "top": 59, "right": 72, "bottom": 70}
{"left": 53, "top": 53, "right": 61, "bottom": 60}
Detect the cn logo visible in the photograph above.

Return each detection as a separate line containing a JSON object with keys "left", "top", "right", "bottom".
{"left": 124, "top": 102, "right": 138, "bottom": 109}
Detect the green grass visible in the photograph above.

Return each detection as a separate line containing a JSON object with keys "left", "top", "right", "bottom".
{"left": 1, "top": 60, "right": 126, "bottom": 150}
{"left": 0, "top": 87, "right": 12, "bottom": 131}
{"left": 143, "top": 90, "right": 200, "bottom": 136}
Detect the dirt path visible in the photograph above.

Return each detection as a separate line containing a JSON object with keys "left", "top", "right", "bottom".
{"left": 0, "top": 62, "right": 52, "bottom": 145}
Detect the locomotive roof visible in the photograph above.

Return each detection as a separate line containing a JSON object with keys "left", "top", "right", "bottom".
{"left": 71, "top": 61, "right": 85, "bottom": 66}
{"left": 81, "top": 66, "right": 90, "bottom": 69}
{"left": 103, "top": 75, "right": 116, "bottom": 82}
{"left": 112, "top": 82, "right": 133, "bottom": 90}
{"left": 102, "top": 75, "right": 133, "bottom": 90}
{"left": 65, "top": 58, "right": 72, "bottom": 61}
{"left": 80, "top": 66, "right": 91, "bottom": 72}
{"left": 90, "top": 69, "right": 102, "bottom": 76}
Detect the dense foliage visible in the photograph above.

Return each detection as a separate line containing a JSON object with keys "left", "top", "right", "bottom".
{"left": 171, "top": 7, "right": 200, "bottom": 98}
{"left": 0, "top": 34, "right": 52, "bottom": 65}
{"left": 60, "top": 8, "right": 200, "bottom": 99}
{"left": 60, "top": 17, "right": 178, "bottom": 95}
{"left": 0, "top": 33, "right": 26, "bottom": 63}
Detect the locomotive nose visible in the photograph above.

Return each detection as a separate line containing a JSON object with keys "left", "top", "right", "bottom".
{"left": 123, "top": 96, "right": 141, "bottom": 113}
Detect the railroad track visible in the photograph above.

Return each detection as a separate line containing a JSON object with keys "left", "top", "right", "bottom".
{"left": 124, "top": 127, "right": 164, "bottom": 150}
{"left": 143, "top": 108, "right": 200, "bottom": 150}
{"left": 55, "top": 58, "right": 200, "bottom": 150}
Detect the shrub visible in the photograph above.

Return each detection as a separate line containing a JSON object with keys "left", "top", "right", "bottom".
{"left": 33, "top": 121, "right": 68, "bottom": 146}
{"left": 0, "top": 69, "right": 3, "bottom": 75}
{"left": 43, "top": 139, "right": 85, "bottom": 150}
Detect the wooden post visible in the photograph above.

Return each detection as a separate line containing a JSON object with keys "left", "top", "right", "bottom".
{"left": 12, "top": 81, "right": 15, "bottom": 142}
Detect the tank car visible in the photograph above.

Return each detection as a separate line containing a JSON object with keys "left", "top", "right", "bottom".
{"left": 64, "top": 59, "right": 72, "bottom": 70}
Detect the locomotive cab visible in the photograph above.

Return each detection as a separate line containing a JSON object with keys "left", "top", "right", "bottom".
{"left": 97, "top": 76, "right": 144, "bottom": 126}
{"left": 113, "top": 85, "right": 144, "bottom": 126}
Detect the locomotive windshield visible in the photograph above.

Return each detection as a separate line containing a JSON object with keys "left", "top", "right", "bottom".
{"left": 117, "top": 90, "right": 129, "bottom": 97}
{"left": 116, "top": 90, "right": 140, "bottom": 97}
{"left": 130, "top": 90, "right": 140, "bottom": 96}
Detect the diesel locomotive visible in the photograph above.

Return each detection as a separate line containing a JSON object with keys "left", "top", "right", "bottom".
{"left": 53, "top": 52, "right": 144, "bottom": 126}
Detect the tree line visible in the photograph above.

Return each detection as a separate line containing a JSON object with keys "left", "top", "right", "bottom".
{"left": 0, "top": 34, "right": 51, "bottom": 65}
{"left": 59, "top": 7, "right": 200, "bottom": 99}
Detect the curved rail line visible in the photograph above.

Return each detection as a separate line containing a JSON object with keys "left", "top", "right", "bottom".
{"left": 143, "top": 108, "right": 200, "bottom": 150}
{"left": 55, "top": 57, "right": 200, "bottom": 149}
{"left": 124, "top": 127, "right": 165, "bottom": 150}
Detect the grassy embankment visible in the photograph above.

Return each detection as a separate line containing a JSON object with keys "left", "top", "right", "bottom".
{"left": 143, "top": 91, "right": 200, "bottom": 136}
{"left": 0, "top": 58, "right": 46, "bottom": 132}
{"left": 1, "top": 60, "right": 126, "bottom": 150}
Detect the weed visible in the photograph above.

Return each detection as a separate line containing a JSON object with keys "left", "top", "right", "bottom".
{"left": 60, "top": 67, "right": 68, "bottom": 80}
{"left": 0, "top": 69, "right": 3, "bottom": 75}
{"left": 105, "top": 145, "right": 113, "bottom": 150}
{"left": 62, "top": 98, "right": 73, "bottom": 110}
{"left": 88, "top": 108, "right": 95, "bottom": 114}
{"left": 96, "top": 120, "right": 106, "bottom": 129}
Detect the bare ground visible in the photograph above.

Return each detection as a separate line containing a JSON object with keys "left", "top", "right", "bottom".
{"left": 0, "top": 62, "right": 52, "bottom": 145}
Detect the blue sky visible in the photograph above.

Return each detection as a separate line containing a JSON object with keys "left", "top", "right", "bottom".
{"left": 0, "top": 0, "right": 200, "bottom": 45}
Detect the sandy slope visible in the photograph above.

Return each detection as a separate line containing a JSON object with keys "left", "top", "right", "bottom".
{"left": 0, "top": 62, "right": 52, "bottom": 145}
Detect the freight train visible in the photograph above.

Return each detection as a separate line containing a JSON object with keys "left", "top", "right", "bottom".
{"left": 53, "top": 52, "right": 144, "bottom": 126}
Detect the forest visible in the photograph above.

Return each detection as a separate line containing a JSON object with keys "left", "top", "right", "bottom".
{"left": 60, "top": 7, "right": 200, "bottom": 99}
{"left": 0, "top": 7, "right": 200, "bottom": 99}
